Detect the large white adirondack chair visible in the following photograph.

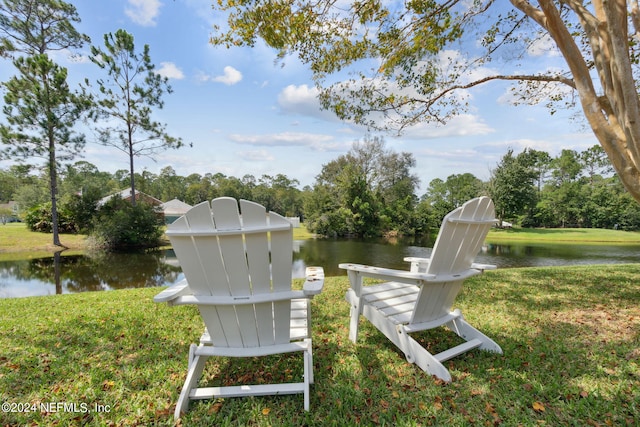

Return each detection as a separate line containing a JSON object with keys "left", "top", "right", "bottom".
{"left": 340, "top": 196, "right": 502, "bottom": 382}
{"left": 154, "top": 197, "right": 324, "bottom": 418}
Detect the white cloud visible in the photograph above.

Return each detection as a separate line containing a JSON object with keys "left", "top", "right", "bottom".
{"left": 478, "top": 133, "right": 597, "bottom": 157}
{"left": 195, "top": 67, "right": 243, "bottom": 85}
{"left": 277, "top": 84, "right": 341, "bottom": 122}
{"left": 237, "top": 150, "right": 276, "bottom": 162}
{"left": 402, "top": 114, "right": 494, "bottom": 139}
{"left": 418, "top": 146, "right": 489, "bottom": 161}
{"left": 229, "top": 132, "right": 345, "bottom": 151}
{"left": 528, "top": 34, "right": 560, "bottom": 57}
{"left": 195, "top": 71, "right": 211, "bottom": 83}
{"left": 496, "top": 68, "right": 573, "bottom": 106}
{"left": 125, "top": 0, "right": 162, "bottom": 27}
{"left": 156, "top": 62, "right": 184, "bottom": 80}
{"left": 48, "top": 49, "right": 91, "bottom": 65}
{"left": 213, "top": 66, "right": 243, "bottom": 85}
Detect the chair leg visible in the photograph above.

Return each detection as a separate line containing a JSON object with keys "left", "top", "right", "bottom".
{"left": 346, "top": 290, "right": 361, "bottom": 343}
{"left": 174, "top": 349, "right": 208, "bottom": 420}
{"left": 303, "top": 342, "right": 311, "bottom": 411}
{"left": 362, "top": 305, "right": 453, "bottom": 382}
{"left": 396, "top": 326, "right": 452, "bottom": 382}
{"left": 188, "top": 343, "right": 197, "bottom": 368}
{"left": 308, "top": 338, "right": 314, "bottom": 385}
{"left": 446, "top": 316, "right": 503, "bottom": 354}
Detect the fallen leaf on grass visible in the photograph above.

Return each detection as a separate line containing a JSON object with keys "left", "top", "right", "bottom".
{"left": 532, "top": 401, "right": 545, "bottom": 412}
{"left": 208, "top": 402, "right": 223, "bottom": 414}
{"left": 155, "top": 407, "right": 172, "bottom": 417}
{"left": 262, "top": 407, "right": 271, "bottom": 415}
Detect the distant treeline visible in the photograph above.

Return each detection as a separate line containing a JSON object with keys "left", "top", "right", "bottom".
{"left": 2, "top": 136, "right": 640, "bottom": 236}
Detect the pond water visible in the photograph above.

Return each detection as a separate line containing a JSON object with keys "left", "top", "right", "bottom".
{"left": 293, "top": 238, "right": 640, "bottom": 276}
{"left": 2, "top": 238, "right": 640, "bottom": 298}
{"left": 0, "top": 251, "right": 183, "bottom": 298}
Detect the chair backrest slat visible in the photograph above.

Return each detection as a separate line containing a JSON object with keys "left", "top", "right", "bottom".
{"left": 166, "top": 197, "right": 294, "bottom": 348}
{"left": 241, "top": 200, "right": 280, "bottom": 346}
{"left": 427, "top": 197, "right": 495, "bottom": 276}
{"left": 268, "top": 211, "right": 294, "bottom": 344}
{"left": 410, "top": 197, "right": 495, "bottom": 324}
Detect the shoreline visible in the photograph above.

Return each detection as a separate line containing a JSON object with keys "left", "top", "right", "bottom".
{"left": 2, "top": 223, "right": 639, "bottom": 257}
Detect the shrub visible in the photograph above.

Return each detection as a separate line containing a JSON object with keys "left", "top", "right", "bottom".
{"left": 24, "top": 202, "right": 77, "bottom": 233}
{"left": 62, "top": 193, "right": 100, "bottom": 233}
{"left": 91, "top": 196, "right": 163, "bottom": 249}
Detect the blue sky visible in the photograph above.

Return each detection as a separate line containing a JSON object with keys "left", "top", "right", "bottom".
{"left": 0, "top": 0, "right": 600, "bottom": 194}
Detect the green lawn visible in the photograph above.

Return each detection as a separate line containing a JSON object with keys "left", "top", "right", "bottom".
{"left": 488, "top": 227, "right": 640, "bottom": 243}
{"left": 1, "top": 265, "right": 638, "bottom": 426}
{"left": 0, "top": 223, "right": 87, "bottom": 257}
{"left": 293, "top": 224, "right": 315, "bottom": 239}
{"left": 0, "top": 223, "right": 314, "bottom": 258}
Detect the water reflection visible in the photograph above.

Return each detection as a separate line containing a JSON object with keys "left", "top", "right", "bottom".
{"left": 2, "top": 237, "right": 640, "bottom": 298}
{"left": 292, "top": 238, "right": 640, "bottom": 276}
{"left": 483, "top": 242, "right": 640, "bottom": 268}
{"left": 292, "top": 237, "right": 435, "bottom": 277}
{"left": 0, "top": 251, "right": 183, "bottom": 298}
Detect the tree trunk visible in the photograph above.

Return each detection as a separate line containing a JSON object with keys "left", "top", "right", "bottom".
{"left": 49, "top": 133, "right": 63, "bottom": 247}
{"left": 514, "top": 0, "right": 640, "bottom": 204}
{"left": 42, "top": 64, "right": 64, "bottom": 248}
{"left": 127, "top": 83, "right": 137, "bottom": 206}
{"left": 129, "top": 156, "right": 136, "bottom": 206}
{"left": 129, "top": 134, "right": 136, "bottom": 206}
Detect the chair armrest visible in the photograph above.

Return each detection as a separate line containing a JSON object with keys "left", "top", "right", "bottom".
{"left": 403, "top": 256, "right": 432, "bottom": 273}
{"left": 339, "top": 263, "right": 435, "bottom": 285}
{"left": 154, "top": 279, "right": 191, "bottom": 303}
{"left": 403, "top": 256, "right": 431, "bottom": 264}
{"left": 404, "top": 258, "right": 496, "bottom": 273}
{"left": 303, "top": 266, "right": 325, "bottom": 296}
{"left": 471, "top": 263, "right": 497, "bottom": 271}
{"left": 340, "top": 263, "right": 491, "bottom": 285}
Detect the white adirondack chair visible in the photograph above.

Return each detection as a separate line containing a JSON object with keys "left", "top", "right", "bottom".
{"left": 154, "top": 197, "right": 324, "bottom": 418}
{"left": 340, "top": 196, "right": 502, "bottom": 382}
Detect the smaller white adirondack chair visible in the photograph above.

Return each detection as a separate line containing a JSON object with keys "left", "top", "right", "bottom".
{"left": 340, "top": 196, "right": 502, "bottom": 382}
{"left": 154, "top": 197, "right": 324, "bottom": 418}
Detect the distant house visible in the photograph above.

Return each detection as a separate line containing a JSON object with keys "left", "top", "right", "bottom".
{"left": 161, "top": 198, "right": 192, "bottom": 223}
{"left": 286, "top": 217, "right": 301, "bottom": 228}
{"left": 0, "top": 201, "right": 19, "bottom": 223}
{"left": 97, "top": 189, "right": 163, "bottom": 208}
{"left": 497, "top": 220, "right": 513, "bottom": 229}
{"left": 98, "top": 190, "right": 192, "bottom": 224}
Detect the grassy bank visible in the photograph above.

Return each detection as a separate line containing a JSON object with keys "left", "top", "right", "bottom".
{"left": 1, "top": 265, "right": 638, "bottom": 426}
{"left": 0, "top": 223, "right": 87, "bottom": 256}
{"left": 1, "top": 222, "right": 639, "bottom": 258}
{"left": 0, "top": 223, "right": 314, "bottom": 258}
{"left": 487, "top": 227, "right": 640, "bottom": 243}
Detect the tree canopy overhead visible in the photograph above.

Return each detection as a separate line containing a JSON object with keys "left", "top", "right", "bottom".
{"left": 210, "top": 1, "right": 640, "bottom": 203}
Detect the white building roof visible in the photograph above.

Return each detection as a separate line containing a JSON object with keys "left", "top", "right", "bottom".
{"left": 161, "top": 198, "right": 192, "bottom": 216}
